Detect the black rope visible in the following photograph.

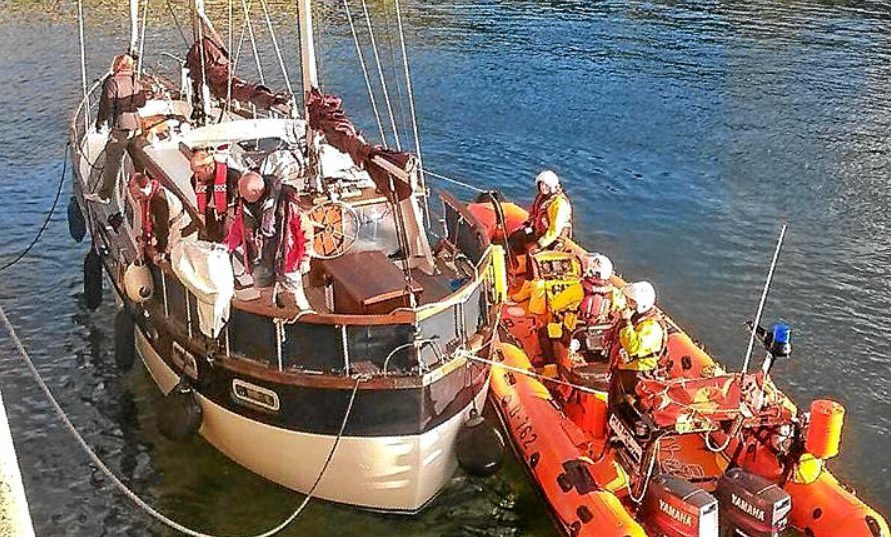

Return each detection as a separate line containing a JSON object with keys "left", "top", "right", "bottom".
{"left": 0, "top": 143, "right": 70, "bottom": 272}
{"left": 165, "top": 0, "right": 191, "bottom": 49}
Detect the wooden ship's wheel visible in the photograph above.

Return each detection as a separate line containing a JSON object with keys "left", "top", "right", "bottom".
{"left": 307, "top": 201, "right": 360, "bottom": 259}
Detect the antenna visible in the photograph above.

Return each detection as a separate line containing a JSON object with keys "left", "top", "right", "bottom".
{"left": 741, "top": 223, "right": 787, "bottom": 375}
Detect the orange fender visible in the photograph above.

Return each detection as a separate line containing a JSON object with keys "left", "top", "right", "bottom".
{"left": 785, "top": 470, "right": 889, "bottom": 537}
{"left": 468, "top": 202, "right": 528, "bottom": 242}
{"left": 490, "top": 342, "right": 646, "bottom": 537}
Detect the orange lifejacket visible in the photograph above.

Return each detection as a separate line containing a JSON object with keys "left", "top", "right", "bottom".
{"left": 195, "top": 161, "right": 230, "bottom": 217}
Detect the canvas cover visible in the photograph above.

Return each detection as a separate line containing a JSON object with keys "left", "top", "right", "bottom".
{"left": 170, "top": 240, "right": 235, "bottom": 338}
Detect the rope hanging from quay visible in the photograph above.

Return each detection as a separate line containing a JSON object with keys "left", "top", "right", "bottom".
{"left": 0, "top": 300, "right": 362, "bottom": 537}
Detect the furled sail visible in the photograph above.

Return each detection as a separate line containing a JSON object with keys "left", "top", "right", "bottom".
{"left": 185, "top": 37, "right": 289, "bottom": 110}
{"left": 306, "top": 88, "right": 415, "bottom": 201}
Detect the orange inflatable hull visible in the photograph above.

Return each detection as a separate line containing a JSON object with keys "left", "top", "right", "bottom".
{"left": 491, "top": 342, "right": 646, "bottom": 537}
{"left": 470, "top": 202, "right": 889, "bottom": 537}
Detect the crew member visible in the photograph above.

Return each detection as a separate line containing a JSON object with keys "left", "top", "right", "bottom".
{"left": 508, "top": 170, "right": 573, "bottom": 265}
{"left": 539, "top": 253, "right": 623, "bottom": 365}
{"left": 127, "top": 172, "right": 196, "bottom": 262}
{"left": 189, "top": 149, "right": 240, "bottom": 242}
{"left": 609, "top": 281, "right": 667, "bottom": 416}
{"left": 86, "top": 53, "right": 147, "bottom": 204}
{"left": 225, "top": 172, "right": 314, "bottom": 309}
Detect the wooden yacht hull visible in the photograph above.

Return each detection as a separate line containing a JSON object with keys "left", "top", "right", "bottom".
{"left": 136, "top": 328, "right": 489, "bottom": 512}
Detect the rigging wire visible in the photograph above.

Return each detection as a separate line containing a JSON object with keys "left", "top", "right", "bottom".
{"left": 258, "top": 0, "right": 294, "bottom": 100}
{"left": 164, "top": 0, "right": 191, "bottom": 48}
{"left": 341, "top": 0, "right": 386, "bottom": 144}
{"left": 76, "top": 0, "right": 91, "bottom": 137}
{"left": 241, "top": 0, "right": 266, "bottom": 86}
{"left": 392, "top": 0, "right": 429, "bottom": 224}
{"left": 425, "top": 170, "right": 488, "bottom": 194}
{"left": 225, "top": 0, "right": 234, "bottom": 117}
{"left": 0, "top": 144, "right": 69, "bottom": 273}
{"left": 0, "top": 299, "right": 364, "bottom": 537}
{"left": 359, "top": 0, "right": 400, "bottom": 149}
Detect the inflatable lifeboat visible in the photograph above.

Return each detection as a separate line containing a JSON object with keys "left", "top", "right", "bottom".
{"left": 469, "top": 200, "right": 889, "bottom": 537}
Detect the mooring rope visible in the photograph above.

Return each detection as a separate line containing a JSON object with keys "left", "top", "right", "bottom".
{"left": 457, "top": 349, "right": 601, "bottom": 395}
{"left": 0, "top": 143, "right": 69, "bottom": 273}
{"left": 0, "top": 301, "right": 362, "bottom": 537}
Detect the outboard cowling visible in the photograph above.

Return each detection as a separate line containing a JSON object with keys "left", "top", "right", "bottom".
{"left": 641, "top": 474, "right": 719, "bottom": 537}
{"left": 715, "top": 468, "right": 791, "bottom": 537}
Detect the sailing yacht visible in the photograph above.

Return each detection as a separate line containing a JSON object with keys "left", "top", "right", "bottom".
{"left": 68, "top": 0, "right": 504, "bottom": 512}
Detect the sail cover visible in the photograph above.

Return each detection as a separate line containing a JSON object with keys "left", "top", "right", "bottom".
{"left": 306, "top": 88, "right": 415, "bottom": 201}
{"left": 186, "top": 37, "right": 289, "bottom": 110}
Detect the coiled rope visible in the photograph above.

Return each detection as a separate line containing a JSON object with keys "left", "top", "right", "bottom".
{"left": 0, "top": 143, "right": 69, "bottom": 273}
{"left": 0, "top": 301, "right": 362, "bottom": 537}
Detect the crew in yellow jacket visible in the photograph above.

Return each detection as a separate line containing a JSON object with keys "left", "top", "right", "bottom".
{"left": 508, "top": 170, "right": 573, "bottom": 262}
{"left": 617, "top": 281, "right": 665, "bottom": 372}
{"left": 610, "top": 281, "right": 667, "bottom": 415}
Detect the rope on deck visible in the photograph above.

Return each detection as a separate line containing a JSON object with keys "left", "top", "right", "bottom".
{"left": 0, "top": 300, "right": 362, "bottom": 537}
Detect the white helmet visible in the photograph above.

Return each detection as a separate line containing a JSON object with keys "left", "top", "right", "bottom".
{"left": 123, "top": 261, "right": 154, "bottom": 303}
{"left": 623, "top": 281, "right": 656, "bottom": 314}
{"left": 585, "top": 253, "right": 613, "bottom": 280}
{"left": 535, "top": 170, "right": 560, "bottom": 192}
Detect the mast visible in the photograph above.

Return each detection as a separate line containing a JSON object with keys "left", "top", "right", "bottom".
{"left": 129, "top": 0, "right": 140, "bottom": 54}
{"left": 297, "top": 0, "right": 320, "bottom": 186}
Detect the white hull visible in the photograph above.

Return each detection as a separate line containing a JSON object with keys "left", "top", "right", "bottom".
{"left": 135, "top": 329, "right": 487, "bottom": 512}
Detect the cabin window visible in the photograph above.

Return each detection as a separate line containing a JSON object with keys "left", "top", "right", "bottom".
{"left": 443, "top": 200, "right": 486, "bottom": 263}
{"left": 227, "top": 309, "right": 277, "bottom": 366}
{"left": 231, "top": 379, "right": 280, "bottom": 413}
{"left": 282, "top": 322, "right": 345, "bottom": 373}
{"left": 346, "top": 324, "right": 416, "bottom": 373}
{"left": 462, "top": 285, "right": 486, "bottom": 336}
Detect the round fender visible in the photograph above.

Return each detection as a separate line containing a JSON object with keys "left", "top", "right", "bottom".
{"left": 83, "top": 249, "right": 103, "bottom": 311}
{"left": 455, "top": 408, "right": 505, "bottom": 478}
{"left": 157, "top": 382, "right": 203, "bottom": 441}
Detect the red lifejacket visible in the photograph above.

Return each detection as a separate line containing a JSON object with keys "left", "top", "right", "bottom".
{"left": 139, "top": 179, "right": 161, "bottom": 243}
{"left": 579, "top": 278, "right": 612, "bottom": 323}
{"left": 281, "top": 196, "right": 307, "bottom": 273}
{"left": 528, "top": 191, "right": 570, "bottom": 236}
{"left": 225, "top": 192, "right": 308, "bottom": 275}
{"left": 195, "top": 161, "right": 229, "bottom": 216}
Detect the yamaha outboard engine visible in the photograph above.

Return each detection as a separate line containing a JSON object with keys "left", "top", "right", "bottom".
{"left": 715, "top": 468, "right": 791, "bottom": 537}
{"left": 641, "top": 474, "right": 719, "bottom": 537}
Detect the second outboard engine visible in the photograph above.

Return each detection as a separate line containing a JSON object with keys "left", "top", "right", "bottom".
{"left": 715, "top": 468, "right": 792, "bottom": 537}
{"left": 641, "top": 474, "right": 719, "bottom": 537}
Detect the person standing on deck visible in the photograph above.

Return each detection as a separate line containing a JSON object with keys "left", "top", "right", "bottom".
{"left": 85, "top": 53, "right": 146, "bottom": 205}
{"left": 225, "top": 172, "right": 314, "bottom": 310}
{"left": 189, "top": 149, "right": 240, "bottom": 242}
{"left": 609, "top": 281, "right": 667, "bottom": 416}
{"left": 508, "top": 170, "right": 573, "bottom": 270}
